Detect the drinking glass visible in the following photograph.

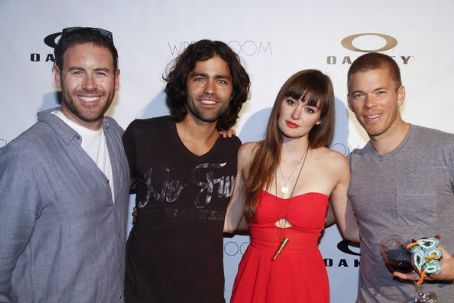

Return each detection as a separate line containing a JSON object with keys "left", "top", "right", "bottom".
{"left": 380, "top": 236, "right": 438, "bottom": 303}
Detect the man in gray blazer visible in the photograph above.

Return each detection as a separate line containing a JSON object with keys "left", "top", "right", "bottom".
{"left": 0, "top": 27, "right": 129, "bottom": 303}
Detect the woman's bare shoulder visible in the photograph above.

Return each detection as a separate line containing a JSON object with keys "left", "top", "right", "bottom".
{"left": 237, "top": 141, "right": 261, "bottom": 166}
{"left": 238, "top": 141, "right": 260, "bottom": 157}
{"left": 312, "top": 146, "right": 348, "bottom": 170}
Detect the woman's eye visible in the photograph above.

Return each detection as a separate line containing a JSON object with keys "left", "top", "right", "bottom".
{"left": 285, "top": 98, "right": 296, "bottom": 105}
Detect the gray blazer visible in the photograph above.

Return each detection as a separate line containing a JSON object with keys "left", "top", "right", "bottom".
{"left": 0, "top": 109, "right": 130, "bottom": 302}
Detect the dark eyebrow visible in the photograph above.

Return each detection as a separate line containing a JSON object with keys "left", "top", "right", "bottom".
{"left": 350, "top": 90, "right": 364, "bottom": 94}
{"left": 66, "top": 67, "right": 111, "bottom": 73}
{"left": 93, "top": 68, "right": 111, "bottom": 73}
{"left": 67, "top": 66, "right": 84, "bottom": 71}
{"left": 214, "top": 74, "right": 231, "bottom": 80}
{"left": 374, "top": 86, "right": 387, "bottom": 91}
{"left": 189, "top": 72, "right": 231, "bottom": 80}
{"left": 189, "top": 72, "right": 207, "bottom": 78}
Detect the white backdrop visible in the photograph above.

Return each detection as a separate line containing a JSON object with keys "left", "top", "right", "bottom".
{"left": 1, "top": 1, "right": 454, "bottom": 302}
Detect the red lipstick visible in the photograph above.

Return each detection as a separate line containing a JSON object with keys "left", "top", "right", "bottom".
{"left": 286, "top": 120, "right": 299, "bottom": 128}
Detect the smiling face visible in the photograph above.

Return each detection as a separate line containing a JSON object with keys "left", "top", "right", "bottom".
{"left": 184, "top": 55, "right": 233, "bottom": 125}
{"left": 277, "top": 96, "right": 321, "bottom": 140}
{"left": 54, "top": 43, "right": 119, "bottom": 130}
{"left": 348, "top": 67, "right": 405, "bottom": 139}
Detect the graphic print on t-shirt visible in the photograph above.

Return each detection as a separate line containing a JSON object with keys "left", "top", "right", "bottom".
{"left": 137, "top": 161, "right": 234, "bottom": 209}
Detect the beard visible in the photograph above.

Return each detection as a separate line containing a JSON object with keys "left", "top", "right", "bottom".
{"left": 186, "top": 97, "right": 229, "bottom": 124}
{"left": 60, "top": 88, "right": 114, "bottom": 124}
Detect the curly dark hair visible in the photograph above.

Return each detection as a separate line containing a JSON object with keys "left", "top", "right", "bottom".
{"left": 54, "top": 27, "right": 118, "bottom": 71}
{"left": 164, "top": 40, "right": 250, "bottom": 130}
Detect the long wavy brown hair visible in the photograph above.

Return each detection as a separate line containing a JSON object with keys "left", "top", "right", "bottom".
{"left": 244, "top": 69, "right": 335, "bottom": 219}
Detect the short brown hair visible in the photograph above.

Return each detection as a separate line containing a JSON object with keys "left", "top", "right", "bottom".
{"left": 348, "top": 52, "right": 401, "bottom": 92}
{"left": 54, "top": 27, "right": 118, "bottom": 71}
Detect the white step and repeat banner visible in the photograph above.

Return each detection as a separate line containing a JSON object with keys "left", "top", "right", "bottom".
{"left": 1, "top": 1, "right": 453, "bottom": 302}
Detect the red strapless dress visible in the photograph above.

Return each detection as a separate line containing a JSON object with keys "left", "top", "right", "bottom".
{"left": 230, "top": 191, "right": 329, "bottom": 303}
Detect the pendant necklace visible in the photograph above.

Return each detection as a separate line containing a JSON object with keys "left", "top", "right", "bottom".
{"left": 278, "top": 152, "right": 306, "bottom": 195}
{"left": 272, "top": 148, "right": 309, "bottom": 261}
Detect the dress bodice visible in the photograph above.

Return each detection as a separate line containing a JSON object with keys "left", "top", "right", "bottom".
{"left": 251, "top": 191, "right": 328, "bottom": 231}
{"left": 248, "top": 191, "right": 329, "bottom": 250}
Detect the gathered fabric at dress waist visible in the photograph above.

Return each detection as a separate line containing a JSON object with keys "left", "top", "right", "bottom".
{"left": 249, "top": 225, "right": 320, "bottom": 253}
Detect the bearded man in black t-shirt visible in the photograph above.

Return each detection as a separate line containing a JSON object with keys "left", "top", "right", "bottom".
{"left": 123, "top": 40, "right": 251, "bottom": 303}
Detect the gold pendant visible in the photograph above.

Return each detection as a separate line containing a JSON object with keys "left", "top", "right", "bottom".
{"left": 272, "top": 237, "right": 289, "bottom": 261}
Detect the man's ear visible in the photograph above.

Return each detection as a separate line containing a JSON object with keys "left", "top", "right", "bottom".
{"left": 114, "top": 69, "right": 120, "bottom": 91}
{"left": 347, "top": 95, "right": 355, "bottom": 112}
{"left": 53, "top": 64, "right": 62, "bottom": 90}
{"left": 397, "top": 85, "right": 405, "bottom": 107}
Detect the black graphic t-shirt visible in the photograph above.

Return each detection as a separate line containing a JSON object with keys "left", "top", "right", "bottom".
{"left": 123, "top": 116, "right": 240, "bottom": 303}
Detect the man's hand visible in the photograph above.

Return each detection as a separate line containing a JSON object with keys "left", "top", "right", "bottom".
{"left": 219, "top": 128, "right": 236, "bottom": 138}
{"left": 393, "top": 245, "right": 454, "bottom": 282}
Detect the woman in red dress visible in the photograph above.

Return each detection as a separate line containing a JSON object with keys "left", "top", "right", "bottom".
{"left": 224, "top": 69, "right": 359, "bottom": 303}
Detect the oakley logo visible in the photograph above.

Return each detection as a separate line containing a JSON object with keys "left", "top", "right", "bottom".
{"left": 326, "top": 33, "right": 411, "bottom": 65}
{"left": 44, "top": 32, "right": 61, "bottom": 48}
{"left": 324, "top": 257, "right": 360, "bottom": 268}
{"left": 323, "top": 240, "right": 361, "bottom": 268}
{"left": 337, "top": 240, "right": 361, "bottom": 256}
{"left": 341, "top": 33, "right": 398, "bottom": 52}
{"left": 29, "top": 32, "right": 61, "bottom": 63}
{"left": 331, "top": 142, "right": 349, "bottom": 156}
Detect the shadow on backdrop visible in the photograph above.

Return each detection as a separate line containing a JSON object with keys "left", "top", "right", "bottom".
{"left": 138, "top": 90, "right": 169, "bottom": 119}
{"left": 38, "top": 91, "right": 60, "bottom": 114}
{"left": 238, "top": 108, "right": 271, "bottom": 142}
{"left": 331, "top": 97, "right": 350, "bottom": 156}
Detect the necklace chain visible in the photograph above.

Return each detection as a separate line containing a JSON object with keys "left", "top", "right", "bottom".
{"left": 278, "top": 151, "right": 308, "bottom": 196}
{"left": 272, "top": 148, "right": 309, "bottom": 261}
{"left": 275, "top": 148, "right": 309, "bottom": 227}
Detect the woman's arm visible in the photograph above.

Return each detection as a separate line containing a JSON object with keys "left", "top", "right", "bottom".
{"left": 325, "top": 202, "right": 336, "bottom": 227}
{"left": 223, "top": 143, "right": 254, "bottom": 234}
{"left": 330, "top": 155, "right": 360, "bottom": 243}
